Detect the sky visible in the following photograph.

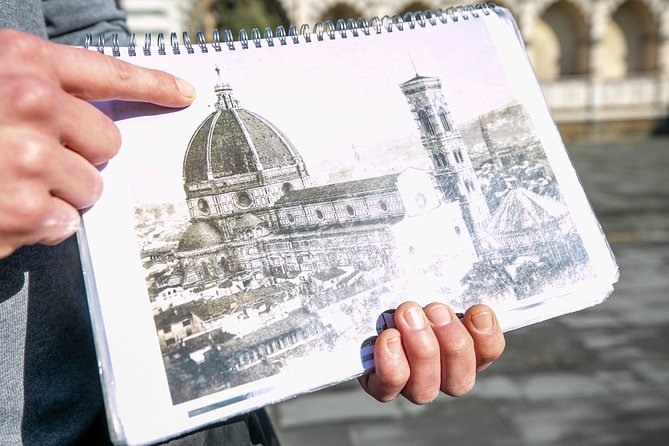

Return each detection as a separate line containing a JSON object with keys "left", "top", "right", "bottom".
{"left": 113, "top": 14, "right": 518, "bottom": 206}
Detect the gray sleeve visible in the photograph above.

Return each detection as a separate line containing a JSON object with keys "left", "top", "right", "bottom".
{"left": 0, "top": 0, "right": 48, "bottom": 37}
{"left": 42, "top": 0, "right": 129, "bottom": 45}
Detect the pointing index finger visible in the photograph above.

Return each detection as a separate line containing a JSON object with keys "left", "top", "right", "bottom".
{"left": 52, "top": 43, "right": 195, "bottom": 107}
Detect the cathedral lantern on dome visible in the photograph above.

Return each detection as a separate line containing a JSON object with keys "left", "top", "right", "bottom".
{"left": 213, "top": 67, "right": 240, "bottom": 111}
{"left": 399, "top": 71, "right": 491, "bottom": 255}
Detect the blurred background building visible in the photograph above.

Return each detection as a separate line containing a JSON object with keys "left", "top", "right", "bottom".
{"left": 118, "top": 0, "right": 669, "bottom": 140}
{"left": 118, "top": 0, "right": 218, "bottom": 39}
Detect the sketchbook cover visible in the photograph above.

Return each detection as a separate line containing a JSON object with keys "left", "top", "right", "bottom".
{"left": 78, "top": 6, "right": 618, "bottom": 445}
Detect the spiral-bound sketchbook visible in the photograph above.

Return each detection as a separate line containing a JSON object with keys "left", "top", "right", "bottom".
{"left": 79, "top": 4, "right": 618, "bottom": 445}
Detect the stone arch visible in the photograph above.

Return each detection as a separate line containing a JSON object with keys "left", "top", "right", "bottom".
{"left": 317, "top": 2, "right": 365, "bottom": 22}
{"left": 535, "top": 0, "right": 590, "bottom": 18}
{"left": 199, "top": 260, "right": 213, "bottom": 281}
{"left": 531, "top": 0, "right": 590, "bottom": 79}
{"left": 418, "top": 109, "right": 436, "bottom": 136}
{"left": 438, "top": 107, "right": 453, "bottom": 132}
{"left": 607, "top": 0, "right": 665, "bottom": 16}
{"left": 489, "top": 1, "right": 511, "bottom": 11}
{"left": 217, "top": 254, "right": 230, "bottom": 274}
{"left": 491, "top": 0, "right": 522, "bottom": 10}
{"left": 604, "top": 0, "right": 658, "bottom": 75}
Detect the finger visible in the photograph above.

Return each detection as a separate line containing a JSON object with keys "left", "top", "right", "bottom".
{"left": 0, "top": 31, "right": 195, "bottom": 108}
{"left": 52, "top": 44, "right": 196, "bottom": 107}
{"left": 2, "top": 75, "right": 121, "bottom": 165}
{"left": 35, "top": 196, "right": 81, "bottom": 246}
{"left": 393, "top": 302, "right": 441, "bottom": 404}
{"left": 57, "top": 96, "right": 121, "bottom": 165}
{"left": 359, "top": 329, "right": 410, "bottom": 402}
{"left": 0, "top": 190, "right": 80, "bottom": 254}
{"left": 462, "top": 304, "right": 505, "bottom": 372}
{"left": 47, "top": 145, "right": 104, "bottom": 209}
{"left": 424, "top": 303, "right": 477, "bottom": 397}
{"left": 2, "top": 128, "right": 103, "bottom": 209}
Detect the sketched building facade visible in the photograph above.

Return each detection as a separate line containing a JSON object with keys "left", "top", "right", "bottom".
{"left": 175, "top": 71, "right": 472, "bottom": 291}
{"left": 165, "top": 67, "right": 585, "bottom": 299}
{"left": 146, "top": 68, "right": 590, "bottom": 402}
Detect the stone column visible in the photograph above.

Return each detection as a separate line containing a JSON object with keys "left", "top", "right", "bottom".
{"left": 588, "top": 0, "right": 608, "bottom": 79}
{"left": 365, "top": 0, "right": 388, "bottom": 20}
{"left": 283, "top": 0, "right": 308, "bottom": 27}
{"left": 517, "top": 2, "right": 535, "bottom": 44}
{"left": 515, "top": 2, "right": 537, "bottom": 66}
{"left": 587, "top": 0, "right": 609, "bottom": 123}
{"left": 658, "top": 7, "right": 669, "bottom": 106}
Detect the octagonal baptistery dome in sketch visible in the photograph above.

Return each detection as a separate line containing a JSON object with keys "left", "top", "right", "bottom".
{"left": 181, "top": 74, "right": 311, "bottom": 223}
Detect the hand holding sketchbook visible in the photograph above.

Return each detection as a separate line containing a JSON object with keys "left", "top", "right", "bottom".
{"left": 79, "top": 4, "right": 618, "bottom": 445}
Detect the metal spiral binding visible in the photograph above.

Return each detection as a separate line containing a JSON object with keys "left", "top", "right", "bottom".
{"left": 143, "top": 33, "right": 151, "bottom": 56}
{"left": 183, "top": 32, "right": 195, "bottom": 54}
{"left": 157, "top": 33, "right": 166, "bottom": 55}
{"left": 300, "top": 24, "right": 311, "bottom": 43}
{"left": 276, "top": 26, "right": 287, "bottom": 45}
{"left": 170, "top": 32, "right": 180, "bottom": 55}
{"left": 84, "top": 3, "right": 493, "bottom": 57}
{"left": 211, "top": 29, "right": 221, "bottom": 52}
{"left": 128, "top": 33, "right": 136, "bottom": 56}
{"left": 196, "top": 31, "right": 208, "bottom": 53}
{"left": 289, "top": 25, "right": 299, "bottom": 44}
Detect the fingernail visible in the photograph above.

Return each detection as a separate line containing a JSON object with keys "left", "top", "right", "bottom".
{"left": 404, "top": 307, "right": 426, "bottom": 329}
{"left": 176, "top": 78, "right": 196, "bottom": 99}
{"left": 386, "top": 336, "right": 403, "bottom": 355}
{"left": 471, "top": 311, "right": 494, "bottom": 333}
{"left": 426, "top": 304, "right": 453, "bottom": 327}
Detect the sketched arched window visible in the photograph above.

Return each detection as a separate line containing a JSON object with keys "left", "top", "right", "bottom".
{"left": 418, "top": 110, "right": 436, "bottom": 136}
{"left": 439, "top": 108, "right": 452, "bottom": 132}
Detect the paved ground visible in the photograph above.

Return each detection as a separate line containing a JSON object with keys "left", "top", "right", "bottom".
{"left": 267, "top": 137, "right": 669, "bottom": 446}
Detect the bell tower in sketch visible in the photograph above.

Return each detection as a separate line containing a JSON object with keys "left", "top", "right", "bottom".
{"left": 400, "top": 73, "right": 491, "bottom": 254}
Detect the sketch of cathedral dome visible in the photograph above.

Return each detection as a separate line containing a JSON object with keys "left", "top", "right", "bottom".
{"left": 183, "top": 75, "right": 304, "bottom": 186}
{"left": 178, "top": 221, "right": 225, "bottom": 252}
{"left": 486, "top": 188, "right": 567, "bottom": 235}
{"left": 181, "top": 71, "right": 311, "bottom": 224}
{"left": 485, "top": 187, "right": 575, "bottom": 266}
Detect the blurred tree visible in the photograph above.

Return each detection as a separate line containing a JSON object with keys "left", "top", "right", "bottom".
{"left": 214, "top": 0, "right": 288, "bottom": 33}
{"left": 319, "top": 4, "right": 363, "bottom": 22}
{"left": 398, "top": 2, "right": 431, "bottom": 16}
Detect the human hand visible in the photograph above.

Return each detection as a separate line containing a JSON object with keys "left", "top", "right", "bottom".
{"left": 0, "top": 29, "right": 195, "bottom": 259}
{"left": 359, "top": 302, "right": 505, "bottom": 403}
